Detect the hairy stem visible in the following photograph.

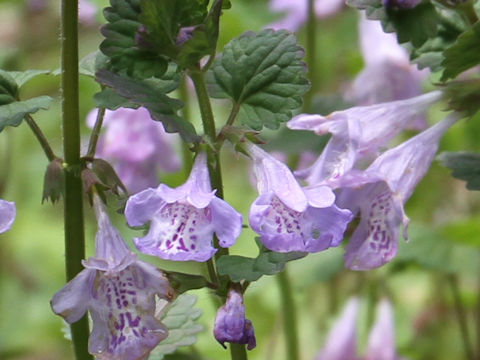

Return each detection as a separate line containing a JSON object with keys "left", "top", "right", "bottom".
{"left": 25, "top": 114, "right": 56, "bottom": 161}
{"left": 447, "top": 274, "right": 475, "bottom": 360}
{"left": 277, "top": 269, "right": 300, "bottom": 360}
{"left": 61, "top": 1, "right": 91, "bottom": 359}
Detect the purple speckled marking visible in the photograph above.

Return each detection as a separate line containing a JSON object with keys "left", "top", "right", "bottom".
{"left": 365, "top": 191, "right": 393, "bottom": 256}
{"left": 263, "top": 197, "right": 306, "bottom": 237}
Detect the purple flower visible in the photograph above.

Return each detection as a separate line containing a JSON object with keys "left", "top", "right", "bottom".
{"left": 214, "top": 289, "right": 256, "bottom": 350}
{"left": 316, "top": 297, "right": 360, "bottom": 360}
{"left": 0, "top": 199, "right": 15, "bottom": 234}
{"left": 316, "top": 298, "right": 405, "bottom": 360}
{"left": 346, "top": 15, "right": 428, "bottom": 125}
{"left": 51, "top": 197, "right": 174, "bottom": 360}
{"left": 247, "top": 144, "right": 353, "bottom": 253}
{"left": 87, "top": 107, "right": 181, "bottom": 194}
{"left": 287, "top": 91, "right": 442, "bottom": 185}
{"left": 125, "top": 153, "right": 243, "bottom": 262}
{"left": 365, "top": 299, "right": 402, "bottom": 360}
{"left": 336, "top": 114, "right": 459, "bottom": 270}
{"left": 268, "top": 0, "right": 345, "bottom": 31}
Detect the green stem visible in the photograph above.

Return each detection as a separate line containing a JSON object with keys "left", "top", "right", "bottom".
{"left": 277, "top": 269, "right": 300, "bottom": 360}
{"left": 230, "top": 343, "right": 248, "bottom": 360}
{"left": 178, "top": 76, "right": 194, "bottom": 176}
{"left": 476, "top": 275, "right": 480, "bottom": 360}
{"left": 226, "top": 103, "right": 241, "bottom": 127}
{"left": 189, "top": 70, "right": 227, "bottom": 258}
{"left": 304, "top": 0, "right": 316, "bottom": 113}
{"left": 61, "top": 1, "right": 91, "bottom": 359}
{"left": 85, "top": 107, "right": 106, "bottom": 158}
{"left": 25, "top": 114, "right": 56, "bottom": 161}
{"left": 447, "top": 274, "right": 475, "bottom": 360}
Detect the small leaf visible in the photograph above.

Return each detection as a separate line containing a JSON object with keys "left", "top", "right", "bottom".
{"left": 347, "top": 0, "right": 440, "bottom": 47}
{"left": 149, "top": 294, "right": 203, "bottom": 360}
{"left": 96, "top": 69, "right": 198, "bottom": 142}
{"left": 437, "top": 151, "right": 480, "bottom": 191}
{"left": 4, "top": 69, "right": 51, "bottom": 88}
{"left": 217, "top": 250, "right": 307, "bottom": 282}
{"left": 0, "top": 70, "right": 18, "bottom": 103}
{"left": 207, "top": 29, "right": 310, "bottom": 130}
{"left": 176, "top": 0, "right": 224, "bottom": 69}
{"left": 100, "top": 0, "right": 169, "bottom": 79}
{"left": 0, "top": 96, "right": 53, "bottom": 132}
{"left": 138, "top": 0, "right": 209, "bottom": 60}
{"left": 441, "top": 79, "right": 480, "bottom": 117}
{"left": 441, "top": 21, "right": 480, "bottom": 81}
{"left": 164, "top": 271, "right": 215, "bottom": 294}
{"left": 79, "top": 51, "right": 109, "bottom": 77}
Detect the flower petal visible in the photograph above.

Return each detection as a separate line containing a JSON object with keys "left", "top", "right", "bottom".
{"left": 88, "top": 265, "right": 169, "bottom": 360}
{"left": 125, "top": 188, "right": 165, "bottom": 227}
{"left": 341, "top": 182, "right": 405, "bottom": 270}
{"left": 133, "top": 202, "right": 217, "bottom": 261}
{"left": 51, "top": 268, "right": 96, "bottom": 323}
{"left": 0, "top": 199, "right": 16, "bottom": 234}
{"left": 210, "top": 197, "right": 243, "bottom": 248}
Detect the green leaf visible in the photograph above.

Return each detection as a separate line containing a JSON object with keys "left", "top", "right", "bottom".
{"left": 100, "top": 0, "right": 169, "bottom": 79}
{"left": 138, "top": 0, "right": 209, "bottom": 62}
{"left": 410, "top": 9, "right": 466, "bottom": 71}
{"left": 176, "top": 0, "right": 224, "bottom": 69}
{"left": 441, "top": 79, "right": 480, "bottom": 117}
{"left": 217, "top": 249, "right": 307, "bottom": 282}
{"left": 164, "top": 271, "right": 213, "bottom": 294}
{"left": 149, "top": 294, "right": 203, "bottom": 360}
{"left": 207, "top": 29, "right": 310, "bottom": 130}
{"left": 441, "top": 21, "right": 480, "bottom": 81}
{"left": 79, "top": 51, "right": 109, "bottom": 77}
{"left": 437, "top": 151, "right": 480, "bottom": 190}
{"left": 0, "top": 96, "right": 53, "bottom": 132}
{"left": 347, "top": 0, "right": 439, "bottom": 47}
{"left": 4, "top": 69, "right": 51, "bottom": 88}
{"left": 0, "top": 70, "right": 19, "bottom": 104}
{"left": 96, "top": 69, "right": 198, "bottom": 142}
{"left": 94, "top": 63, "right": 182, "bottom": 110}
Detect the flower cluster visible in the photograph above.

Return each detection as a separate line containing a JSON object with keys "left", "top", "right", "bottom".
{"left": 51, "top": 197, "right": 174, "bottom": 359}
{"left": 316, "top": 297, "right": 405, "bottom": 360}
{"left": 288, "top": 94, "right": 458, "bottom": 270}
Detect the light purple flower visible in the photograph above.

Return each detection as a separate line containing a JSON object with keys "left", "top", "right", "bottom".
{"left": 365, "top": 299, "right": 402, "bottom": 360}
{"left": 336, "top": 114, "right": 459, "bottom": 270}
{"left": 347, "top": 15, "right": 429, "bottom": 122}
{"left": 247, "top": 144, "right": 353, "bottom": 253}
{"left": 316, "top": 297, "right": 360, "bottom": 360}
{"left": 287, "top": 91, "right": 443, "bottom": 185}
{"left": 0, "top": 199, "right": 15, "bottom": 234}
{"left": 87, "top": 107, "right": 181, "bottom": 194}
{"left": 316, "top": 298, "right": 406, "bottom": 360}
{"left": 51, "top": 197, "right": 174, "bottom": 360}
{"left": 125, "top": 153, "right": 243, "bottom": 262}
{"left": 214, "top": 289, "right": 256, "bottom": 350}
{"left": 268, "top": 0, "right": 345, "bottom": 31}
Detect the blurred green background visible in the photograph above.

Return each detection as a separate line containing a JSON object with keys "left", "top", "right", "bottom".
{"left": 1, "top": 0, "right": 480, "bottom": 359}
